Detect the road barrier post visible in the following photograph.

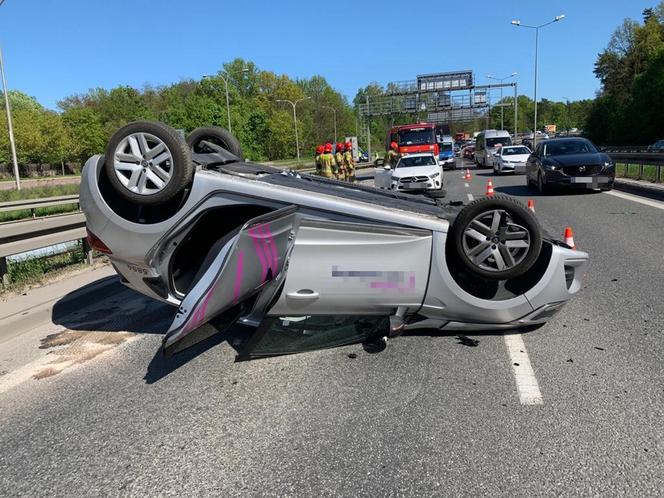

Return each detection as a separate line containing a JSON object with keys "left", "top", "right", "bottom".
{"left": 82, "top": 237, "right": 94, "bottom": 265}
{"left": 0, "top": 256, "right": 8, "bottom": 287}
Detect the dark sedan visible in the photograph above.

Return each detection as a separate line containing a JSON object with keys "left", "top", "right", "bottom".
{"left": 525, "top": 138, "right": 615, "bottom": 193}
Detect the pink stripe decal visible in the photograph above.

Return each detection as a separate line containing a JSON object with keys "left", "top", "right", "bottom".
{"left": 256, "top": 224, "right": 273, "bottom": 279}
{"left": 261, "top": 223, "right": 279, "bottom": 272}
{"left": 233, "top": 250, "right": 244, "bottom": 303}
{"left": 249, "top": 226, "right": 268, "bottom": 281}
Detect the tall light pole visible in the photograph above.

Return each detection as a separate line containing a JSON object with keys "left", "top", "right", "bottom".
{"left": 276, "top": 97, "right": 311, "bottom": 162}
{"left": 511, "top": 14, "right": 565, "bottom": 149}
{"left": 487, "top": 72, "right": 517, "bottom": 130}
{"left": 562, "top": 96, "right": 570, "bottom": 135}
{"left": 0, "top": 0, "right": 19, "bottom": 190}
{"left": 202, "top": 67, "right": 249, "bottom": 134}
{"left": 322, "top": 105, "right": 337, "bottom": 143}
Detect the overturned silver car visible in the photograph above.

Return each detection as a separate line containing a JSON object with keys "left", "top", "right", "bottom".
{"left": 80, "top": 121, "right": 589, "bottom": 359}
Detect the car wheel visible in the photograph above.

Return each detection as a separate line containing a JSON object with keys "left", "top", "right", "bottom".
{"left": 187, "top": 126, "right": 244, "bottom": 160}
{"left": 104, "top": 120, "right": 194, "bottom": 205}
{"left": 537, "top": 171, "right": 548, "bottom": 194}
{"left": 448, "top": 194, "right": 543, "bottom": 280}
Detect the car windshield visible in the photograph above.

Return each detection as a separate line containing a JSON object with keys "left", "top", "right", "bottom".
{"left": 398, "top": 128, "right": 435, "bottom": 145}
{"left": 543, "top": 140, "right": 598, "bottom": 156}
{"left": 439, "top": 143, "right": 453, "bottom": 152}
{"left": 397, "top": 155, "right": 436, "bottom": 168}
{"left": 486, "top": 137, "right": 513, "bottom": 148}
{"left": 502, "top": 146, "right": 530, "bottom": 156}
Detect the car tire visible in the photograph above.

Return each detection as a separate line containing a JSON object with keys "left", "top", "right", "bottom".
{"left": 537, "top": 171, "right": 548, "bottom": 194}
{"left": 104, "top": 120, "right": 194, "bottom": 206}
{"left": 186, "top": 126, "right": 244, "bottom": 160}
{"left": 448, "top": 194, "right": 543, "bottom": 280}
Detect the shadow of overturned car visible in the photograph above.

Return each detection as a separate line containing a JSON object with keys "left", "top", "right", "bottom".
{"left": 52, "top": 277, "right": 173, "bottom": 335}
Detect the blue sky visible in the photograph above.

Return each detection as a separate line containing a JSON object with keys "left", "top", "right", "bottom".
{"left": 0, "top": 0, "right": 655, "bottom": 109}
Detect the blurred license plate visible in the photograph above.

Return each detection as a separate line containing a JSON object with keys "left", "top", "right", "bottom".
{"left": 405, "top": 182, "right": 425, "bottom": 188}
{"left": 571, "top": 177, "right": 608, "bottom": 184}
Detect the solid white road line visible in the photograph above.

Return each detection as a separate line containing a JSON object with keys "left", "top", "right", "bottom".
{"left": 606, "top": 190, "right": 664, "bottom": 210}
{"left": 467, "top": 193, "right": 474, "bottom": 201}
{"left": 503, "top": 333, "right": 543, "bottom": 405}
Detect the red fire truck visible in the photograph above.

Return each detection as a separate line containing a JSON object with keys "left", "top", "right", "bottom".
{"left": 387, "top": 123, "right": 439, "bottom": 156}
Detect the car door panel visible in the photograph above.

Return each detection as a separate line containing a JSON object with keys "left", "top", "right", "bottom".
{"left": 163, "top": 205, "right": 299, "bottom": 356}
{"left": 268, "top": 219, "right": 432, "bottom": 316}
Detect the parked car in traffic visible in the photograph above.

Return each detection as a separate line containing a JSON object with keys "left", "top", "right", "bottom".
{"left": 462, "top": 145, "right": 475, "bottom": 160}
{"left": 493, "top": 145, "right": 531, "bottom": 175}
{"left": 525, "top": 138, "right": 615, "bottom": 193}
{"left": 374, "top": 152, "right": 443, "bottom": 191}
{"left": 475, "top": 130, "right": 513, "bottom": 168}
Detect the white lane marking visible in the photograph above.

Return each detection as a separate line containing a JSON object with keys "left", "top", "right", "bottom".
{"left": 606, "top": 190, "right": 664, "bottom": 210}
{"left": 467, "top": 193, "right": 474, "bottom": 201}
{"left": 503, "top": 333, "right": 543, "bottom": 405}
{"left": 464, "top": 182, "right": 469, "bottom": 188}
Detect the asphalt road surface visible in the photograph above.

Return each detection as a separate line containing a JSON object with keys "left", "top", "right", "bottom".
{"left": 1, "top": 160, "right": 663, "bottom": 496}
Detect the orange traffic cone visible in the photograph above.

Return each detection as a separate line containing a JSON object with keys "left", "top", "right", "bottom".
{"left": 465, "top": 168, "right": 472, "bottom": 181}
{"left": 527, "top": 199, "right": 535, "bottom": 212}
{"left": 486, "top": 179, "right": 495, "bottom": 197}
{"left": 564, "top": 227, "right": 576, "bottom": 249}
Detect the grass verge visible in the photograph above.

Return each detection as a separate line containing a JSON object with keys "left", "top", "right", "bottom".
{"left": 1, "top": 244, "right": 106, "bottom": 296}
{"left": 615, "top": 163, "right": 662, "bottom": 183}
{"left": 0, "top": 183, "right": 80, "bottom": 202}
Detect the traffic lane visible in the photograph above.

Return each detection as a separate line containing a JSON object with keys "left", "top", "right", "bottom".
{"left": 0, "top": 309, "right": 538, "bottom": 496}
{"left": 463, "top": 167, "right": 664, "bottom": 481}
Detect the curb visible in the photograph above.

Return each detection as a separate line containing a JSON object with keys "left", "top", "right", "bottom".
{"left": 614, "top": 178, "right": 664, "bottom": 200}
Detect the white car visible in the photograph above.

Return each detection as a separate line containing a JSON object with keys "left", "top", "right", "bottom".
{"left": 374, "top": 153, "right": 443, "bottom": 191}
{"left": 494, "top": 145, "right": 532, "bottom": 175}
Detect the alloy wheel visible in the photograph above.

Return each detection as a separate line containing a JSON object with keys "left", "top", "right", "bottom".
{"left": 461, "top": 209, "right": 531, "bottom": 273}
{"left": 113, "top": 132, "right": 173, "bottom": 195}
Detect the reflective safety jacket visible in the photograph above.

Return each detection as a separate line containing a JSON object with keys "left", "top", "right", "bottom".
{"left": 335, "top": 152, "right": 345, "bottom": 172}
{"left": 343, "top": 151, "right": 355, "bottom": 171}
{"left": 319, "top": 153, "right": 335, "bottom": 177}
{"left": 314, "top": 154, "right": 322, "bottom": 174}
{"left": 385, "top": 149, "right": 399, "bottom": 167}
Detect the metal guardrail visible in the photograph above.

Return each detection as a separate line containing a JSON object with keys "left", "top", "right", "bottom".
{"left": 0, "top": 195, "right": 89, "bottom": 286}
{"left": 0, "top": 194, "right": 80, "bottom": 214}
{"left": 606, "top": 152, "right": 664, "bottom": 183}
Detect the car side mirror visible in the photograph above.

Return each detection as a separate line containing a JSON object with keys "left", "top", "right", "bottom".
{"left": 375, "top": 158, "right": 385, "bottom": 167}
{"left": 383, "top": 165, "right": 392, "bottom": 170}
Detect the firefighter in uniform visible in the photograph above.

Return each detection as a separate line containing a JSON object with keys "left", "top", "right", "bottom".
{"left": 314, "top": 144, "right": 324, "bottom": 175}
{"left": 318, "top": 142, "right": 335, "bottom": 178}
{"left": 335, "top": 142, "right": 345, "bottom": 181}
{"left": 385, "top": 141, "right": 400, "bottom": 168}
{"left": 343, "top": 142, "right": 356, "bottom": 183}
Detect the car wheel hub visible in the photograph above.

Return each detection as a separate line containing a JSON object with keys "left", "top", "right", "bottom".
{"left": 462, "top": 209, "right": 531, "bottom": 273}
{"left": 113, "top": 132, "right": 173, "bottom": 195}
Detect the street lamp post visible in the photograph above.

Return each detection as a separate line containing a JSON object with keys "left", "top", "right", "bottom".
{"left": 322, "top": 106, "right": 337, "bottom": 143}
{"left": 0, "top": 0, "right": 19, "bottom": 190}
{"left": 277, "top": 97, "right": 311, "bottom": 162}
{"left": 511, "top": 14, "right": 565, "bottom": 149}
{"left": 487, "top": 72, "right": 517, "bottom": 130}
{"left": 0, "top": 46, "right": 19, "bottom": 190}
{"left": 202, "top": 67, "right": 249, "bottom": 134}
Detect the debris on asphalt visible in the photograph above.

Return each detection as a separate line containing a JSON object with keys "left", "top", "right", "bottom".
{"left": 594, "top": 346, "right": 605, "bottom": 351}
{"left": 611, "top": 278, "right": 618, "bottom": 282}
{"left": 456, "top": 335, "right": 479, "bottom": 347}
{"left": 513, "top": 362, "right": 520, "bottom": 366}
{"left": 347, "top": 353, "right": 357, "bottom": 359}
{"left": 567, "top": 358, "right": 574, "bottom": 363}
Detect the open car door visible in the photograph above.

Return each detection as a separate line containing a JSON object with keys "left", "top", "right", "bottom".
{"left": 162, "top": 205, "right": 298, "bottom": 356}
